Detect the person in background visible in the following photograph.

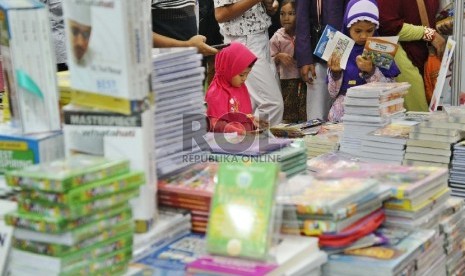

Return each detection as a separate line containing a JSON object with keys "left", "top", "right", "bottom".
{"left": 205, "top": 42, "right": 267, "bottom": 134}
{"left": 326, "top": 0, "right": 400, "bottom": 122}
{"left": 270, "top": 0, "right": 306, "bottom": 123}
{"left": 39, "top": 0, "right": 67, "bottom": 71}
{"left": 377, "top": 0, "right": 446, "bottom": 111}
{"left": 151, "top": 0, "right": 217, "bottom": 56}
{"left": 214, "top": 0, "right": 284, "bottom": 126}
{"left": 295, "top": 0, "right": 348, "bottom": 121}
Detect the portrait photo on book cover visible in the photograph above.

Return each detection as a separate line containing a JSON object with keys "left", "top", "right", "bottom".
{"left": 67, "top": 1, "right": 93, "bottom": 67}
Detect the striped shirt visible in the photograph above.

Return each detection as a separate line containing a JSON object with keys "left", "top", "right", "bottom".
{"left": 152, "top": 0, "right": 196, "bottom": 9}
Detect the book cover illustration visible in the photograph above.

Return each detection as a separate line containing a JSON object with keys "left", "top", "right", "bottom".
{"left": 365, "top": 123, "right": 413, "bottom": 144}
{"left": 313, "top": 25, "right": 355, "bottom": 70}
{"left": 362, "top": 36, "right": 399, "bottom": 69}
{"left": 5, "top": 155, "right": 129, "bottom": 192}
{"left": 206, "top": 162, "right": 279, "bottom": 260}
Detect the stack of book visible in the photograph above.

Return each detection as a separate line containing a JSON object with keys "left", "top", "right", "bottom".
{"left": 439, "top": 197, "right": 465, "bottom": 275}
{"left": 323, "top": 229, "right": 440, "bottom": 276}
{"left": 450, "top": 140, "right": 465, "bottom": 197}
{"left": 305, "top": 123, "right": 343, "bottom": 159}
{"left": 403, "top": 111, "right": 464, "bottom": 168}
{"left": 187, "top": 235, "right": 327, "bottom": 276}
{"left": 277, "top": 174, "right": 388, "bottom": 253}
{"left": 4, "top": 155, "right": 141, "bottom": 275}
{"left": 340, "top": 82, "right": 409, "bottom": 156}
{"left": 132, "top": 231, "right": 205, "bottom": 276}
{"left": 359, "top": 122, "right": 414, "bottom": 164}
{"left": 132, "top": 207, "right": 192, "bottom": 260}
{"left": 157, "top": 163, "right": 216, "bottom": 233}
{"left": 264, "top": 140, "right": 307, "bottom": 177}
{"left": 381, "top": 166, "right": 450, "bottom": 231}
{"left": 152, "top": 47, "right": 206, "bottom": 178}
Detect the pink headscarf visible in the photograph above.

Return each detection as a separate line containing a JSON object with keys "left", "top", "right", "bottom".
{"left": 205, "top": 42, "right": 257, "bottom": 122}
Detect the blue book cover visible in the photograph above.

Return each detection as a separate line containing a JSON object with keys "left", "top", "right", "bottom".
{"left": 312, "top": 25, "right": 354, "bottom": 70}
{"left": 135, "top": 232, "right": 205, "bottom": 275}
{"left": 313, "top": 25, "right": 338, "bottom": 59}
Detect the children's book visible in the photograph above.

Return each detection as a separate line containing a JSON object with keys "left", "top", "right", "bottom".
{"left": 206, "top": 162, "right": 279, "bottom": 261}
{"left": 362, "top": 36, "right": 399, "bottom": 69}
{"left": 313, "top": 25, "right": 355, "bottom": 70}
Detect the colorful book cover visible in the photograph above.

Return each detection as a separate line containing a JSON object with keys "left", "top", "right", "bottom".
{"left": 362, "top": 36, "right": 399, "bottom": 69}
{"left": 313, "top": 24, "right": 355, "bottom": 70}
{"left": 365, "top": 123, "right": 413, "bottom": 144}
{"left": 5, "top": 203, "right": 130, "bottom": 233}
{"left": 23, "top": 171, "right": 144, "bottom": 205}
{"left": 206, "top": 162, "right": 279, "bottom": 260}
{"left": 5, "top": 154, "right": 130, "bottom": 192}
{"left": 279, "top": 174, "right": 379, "bottom": 215}
{"left": 187, "top": 256, "right": 277, "bottom": 276}
{"left": 13, "top": 221, "right": 133, "bottom": 256}
{"left": 134, "top": 232, "right": 204, "bottom": 274}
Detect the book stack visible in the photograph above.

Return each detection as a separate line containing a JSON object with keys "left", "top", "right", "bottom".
{"left": 305, "top": 123, "right": 343, "bottom": 159}
{"left": 307, "top": 151, "right": 361, "bottom": 173}
{"left": 450, "top": 140, "right": 465, "bottom": 197}
{"left": 438, "top": 197, "right": 465, "bottom": 276}
{"left": 132, "top": 207, "right": 192, "bottom": 260}
{"left": 323, "top": 229, "right": 440, "bottom": 276}
{"left": 62, "top": 104, "right": 157, "bottom": 233}
{"left": 152, "top": 47, "right": 207, "bottom": 178}
{"left": 187, "top": 235, "right": 327, "bottom": 276}
{"left": 157, "top": 163, "right": 216, "bottom": 233}
{"left": 339, "top": 82, "right": 410, "bottom": 156}
{"left": 62, "top": 0, "right": 152, "bottom": 115}
{"left": 277, "top": 174, "right": 388, "bottom": 253}
{"left": 269, "top": 119, "right": 323, "bottom": 138}
{"left": 4, "top": 155, "right": 141, "bottom": 275}
{"left": 403, "top": 111, "right": 464, "bottom": 168}
{"left": 0, "top": 0, "right": 61, "bottom": 134}
{"left": 380, "top": 166, "right": 450, "bottom": 231}
{"left": 265, "top": 139, "right": 307, "bottom": 177}
{"left": 358, "top": 122, "right": 415, "bottom": 164}
{"left": 132, "top": 232, "right": 205, "bottom": 276}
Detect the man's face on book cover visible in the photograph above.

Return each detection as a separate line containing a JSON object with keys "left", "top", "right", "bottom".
{"left": 69, "top": 19, "right": 92, "bottom": 62}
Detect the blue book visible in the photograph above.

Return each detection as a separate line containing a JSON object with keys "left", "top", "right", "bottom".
{"left": 134, "top": 232, "right": 205, "bottom": 276}
{"left": 313, "top": 25, "right": 354, "bottom": 70}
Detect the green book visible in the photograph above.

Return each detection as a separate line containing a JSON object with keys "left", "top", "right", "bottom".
{"left": 206, "top": 162, "right": 279, "bottom": 261}
{"left": 13, "top": 220, "right": 133, "bottom": 256}
{"left": 18, "top": 189, "right": 140, "bottom": 219}
{"left": 5, "top": 204, "right": 130, "bottom": 233}
{"left": 22, "top": 171, "right": 144, "bottom": 205}
{"left": 5, "top": 154, "right": 130, "bottom": 192}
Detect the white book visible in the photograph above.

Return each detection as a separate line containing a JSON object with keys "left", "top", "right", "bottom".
{"left": 406, "top": 146, "right": 451, "bottom": 157}
{"left": 0, "top": 1, "right": 61, "bottom": 134}
{"left": 313, "top": 25, "right": 354, "bottom": 70}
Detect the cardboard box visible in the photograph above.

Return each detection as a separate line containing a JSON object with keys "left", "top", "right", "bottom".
{"left": 0, "top": 0, "right": 61, "bottom": 133}
{"left": 62, "top": 0, "right": 152, "bottom": 114}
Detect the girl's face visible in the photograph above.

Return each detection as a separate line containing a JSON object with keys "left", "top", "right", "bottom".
{"left": 231, "top": 67, "right": 252, "bottom": 88}
{"left": 349, "top": 21, "right": 376, "bottom": 45}
{"left": 280, "top": 3, "right": 296, "bottom": 34}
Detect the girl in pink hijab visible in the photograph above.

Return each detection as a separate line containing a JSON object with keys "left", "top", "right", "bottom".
{"left": 205, "top": 42, "right": 262, "bottom": 134}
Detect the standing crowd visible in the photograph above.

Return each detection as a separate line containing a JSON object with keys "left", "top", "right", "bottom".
{"left": 18, "top": 0, "right": 451, "bottom": 133}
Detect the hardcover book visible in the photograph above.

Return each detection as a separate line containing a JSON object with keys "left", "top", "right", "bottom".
{"left": 206, "top": 162, "right": 279, "bottom": 260}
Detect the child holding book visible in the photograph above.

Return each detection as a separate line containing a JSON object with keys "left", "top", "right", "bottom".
{"left": 270, "top": 0, "right": 306, "bottom": 123}
{"left": 205, "top": 42, "right": 267, "bottom": 134}
{"left": 327, "top": 0, "right": 400, "bottom": 122}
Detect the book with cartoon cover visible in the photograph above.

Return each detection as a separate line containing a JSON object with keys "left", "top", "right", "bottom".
{"left": 5, "top": 155, "right": 130, "bottom": 192}
{"left": 362, "top": 36, "right": 399, "bottom": 69}
{"left": 206, "top": 162, "right": 279, "bottom": 261}
{"left": 313, "top": 25, "right": 355, "bottom": 70}
{"left": 364, "top": 123, "right": 413, "bottom": 145}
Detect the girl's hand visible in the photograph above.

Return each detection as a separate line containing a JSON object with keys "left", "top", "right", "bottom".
{"left": 252, "top": 116, "right": 270, "bottom": 129}
{"left": 327, "top": 53, "right": 342, "bottom": 73}
{"left": 276, "top": 53, "right": 295, "bottom": 67}
{"left": 431, "top": 32, "right": 446, "bottom": 58}
{"left": 356, "top": 55, "right": 373, "bottom": 74}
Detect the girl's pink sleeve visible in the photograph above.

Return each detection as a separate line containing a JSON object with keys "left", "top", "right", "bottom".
{"left": 327, "top": 69, "right": 343, "bottom": 99}
{"left": 269, "top": 34, "right": 280, "bottom": 60}
{"left": 208, "top": 117, "right": 247, "bottom": 135}
{"left": 365, "top": 67, "right": 396, "bottom": 83}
